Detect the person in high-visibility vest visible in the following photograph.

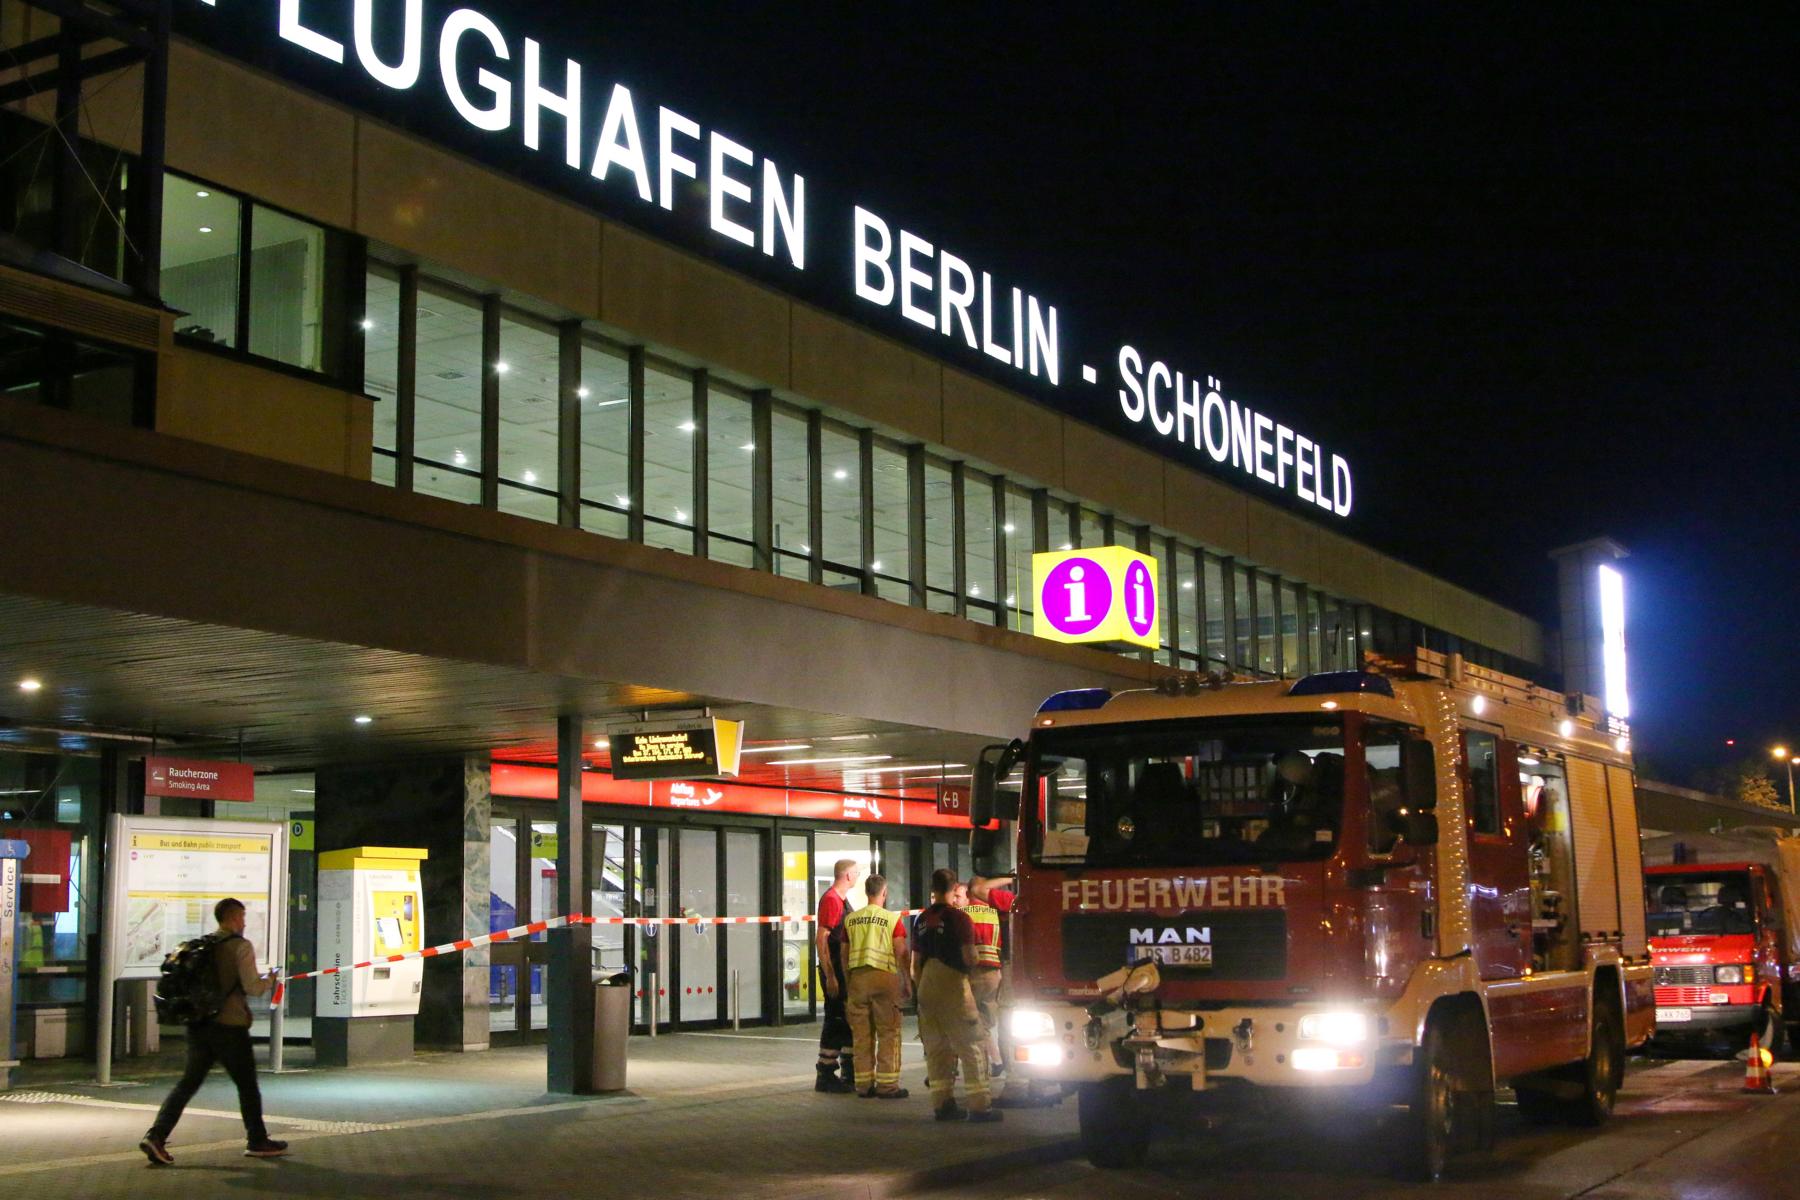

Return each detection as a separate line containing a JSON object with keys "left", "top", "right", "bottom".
{"left": 842, "top": 874, "right": 911, "bottom": 1099}
{"left": 963, "top": 886, "right": 1005, "bottom": 1079}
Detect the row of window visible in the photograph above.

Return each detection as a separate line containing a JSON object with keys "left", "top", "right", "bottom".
{"left": 9, "top": 153, "right": 1534, "bottom": 681}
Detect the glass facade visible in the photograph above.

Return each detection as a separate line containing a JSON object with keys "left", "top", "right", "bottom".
{"left": 353, "top": 252, "right": 1530, "bottom": 679}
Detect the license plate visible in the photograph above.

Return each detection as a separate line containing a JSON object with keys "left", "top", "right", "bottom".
{"left": 1657, "top": 1007, "right": 1692, "bottom": 1023}
{"left": 1146, "top": 944, "right": 1213, "bottom": 967}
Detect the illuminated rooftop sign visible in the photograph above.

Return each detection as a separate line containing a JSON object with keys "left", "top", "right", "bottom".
{"left": 1033, "top": 547, "right": 1160, "bottom": 650}
{"left": 185, "top": 1, "right": 1354, "bottom": 518}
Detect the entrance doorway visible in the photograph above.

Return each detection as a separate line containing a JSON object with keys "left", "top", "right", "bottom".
{"left": 488, "top": 815, "right": 558, "bottom": 1044}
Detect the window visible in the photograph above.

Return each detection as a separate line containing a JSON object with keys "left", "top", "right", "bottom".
{"left": 771, "top": 406, "right": 811, "bottom": 577}
{"left": 963, "top": 468, "right": 997, "bottom": 622}
{"left": 922, "top": 456, "right": 956, "bottom": 614}
{"left": 0, "top": 317, "right": 138, "bottom": 425}
{"left": 1078, "top": 506, "right": 1107, "bottom": 549}
{"left": 1045, "top": 496, "right": 1077, "bottom": 552}
{"left": 1464, "top": 731, "right": 1501, "bottom": 835}
{"left": 1284, "top": 581, "right": 1305, "bottom": 675}
{"left": 869, "top": 440, "right": 912, "bottom": 603}
{"left": 1256, "top": 573, "right": 1278, "bottom": 675}
{"left": 1232, "top": 563, "right": 1253, "bottom": 671}
{"left": 579, "top": 340, "right": 632, "bottom": 539}
{"left": 1203, "top": 555, "right": 1229, "bottom": 667}
{"left": 1154, "top": 538, "right": 1177, "bottom": 664}
{"left": 1176, "top": 546, "right": 1201, "bottom": 668}
{"left": 365, "top": 263, "right": 403, "bottom": 486}
{"left": 819, "top": 423, "right": 863, "bottom": 588}
{"left": 1306, "top": 591, "right": 1324, "bottom": 674}
{"left": 161, "top": 174, "right": 348, "bottom": 376}
{"left": 497, "top": 310, "right": 561, "bottom": 523}
{"left": 706, "top": 383, "right": 755, "bottom": 567}
{"left": 642, "top": 360, "right": 694, "bottom": 552}
{"left": 161, "top": 175, "right": 241, "bottom": 348}
{"left": 1003, "top": 484, "right": 1033, "bottom": 631}
{"left": 411, "top": 282, "right": 483, "bottom": 505}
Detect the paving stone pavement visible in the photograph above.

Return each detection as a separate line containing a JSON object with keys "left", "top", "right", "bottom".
{"left": 0, "top": 1028, "right": 1079, "bottom": 1198}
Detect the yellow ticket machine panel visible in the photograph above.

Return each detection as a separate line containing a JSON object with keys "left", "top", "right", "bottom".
{"left": 316, "top": 847, "right": 427, "bottom": 1019}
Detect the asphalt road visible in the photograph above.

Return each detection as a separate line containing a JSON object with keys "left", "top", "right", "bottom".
{"left": 912, "top": 1057, "right": 1798, "bottom": 1199}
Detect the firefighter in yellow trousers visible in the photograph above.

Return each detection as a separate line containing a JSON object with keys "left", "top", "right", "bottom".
{"left": 911, "top": 869, "right": 1000, "bottom": 1122}
{"left": 843, "top": 874, "right": 910, "bottom": 1099}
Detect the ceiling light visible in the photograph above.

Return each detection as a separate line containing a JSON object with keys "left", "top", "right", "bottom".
{"left": 595, "top": 397, "right": 627, "bottom": 407}
{"left": 615, "top": 494, "right": 631, "bottom": 508}
{"left": 870, "top": 560, "right": 883, "bottom": 572}
{"left": 768, "top": 754, "right": 894, "bottom": 766}
{"left": 740, "top": 743, "right": 812, "bottom": 754}
{"left": 359, "top": 318, "right": 376, "bottom": 332}
{"left": 593, "top": 738, "right": 610, "bottom": 749}
{"left": 1006, "top": 594, "right": 1015, "bottom": 604}
{"left": 674, "top": 509, "right": 688, "bottom": 522}
{"left": 577, "top": 387, "right": 591, "bottom": 399}
{"left": 522, "top": 469, "right": 538, "bottom": 484}
{"left": 453, "top": 449, "right": 468, "bottom": 466}
{"left": 494, "top": 361, "right": 511, "bottom": 375}
{"left": 198, "top": 226, "right": 213, "bottom": 234}
{"left": 354, "top": 715, "right": 374, "bottom": 726}
{"left": 1059, "top": 542, "right": 1073, "bottom": 551}
{"left": 969, "top": 586, "right": 982, "bottom": 596}
{"left": 1182, "top": 581, "right": 1194, "bottom": 589}
{"left": 741, "top": 442, "right": 756, "bottom": 451}
{"left": 195, "top": 189, "right": 210, "bottom": 198}
{"left": 833, "top": 468, "right": 849, "bottom": 481}
{"left": 858, "top": 763, "right": 968, "bottom": 775}
{"left": 1003, "top": 523, "right": 1016, "bottom": 534}
{"left": 291, "top": 788, "right": 315, "bottom": 795}
{"left": 679, "top": 421, "right": 697, "bottom": 433}
{"left": 18, "top": 678, "right": 43, "bottom": 693}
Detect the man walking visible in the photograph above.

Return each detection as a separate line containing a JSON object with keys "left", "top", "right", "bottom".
{"left": 842, "top": 873, "right": 910, "bottom": 1099}
{"left": 814, "top": 857, "right": 860, "bottom": 1092}
{"left": 912, "top": 870, "right": 999, "bottom": 1122}
{"left": 140, "top": 898, "right": 288, "bottom": 1164}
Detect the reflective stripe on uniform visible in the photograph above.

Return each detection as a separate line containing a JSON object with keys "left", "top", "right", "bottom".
{"left": 844, "top": 904, "right": 901, "bottom": 973}
{"left": 966, "top": 902, "right": 1001, "bottom": 968}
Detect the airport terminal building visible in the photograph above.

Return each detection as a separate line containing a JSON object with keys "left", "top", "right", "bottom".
{"left": 0, "top": 3, "right": 1615, "bottom": 1064}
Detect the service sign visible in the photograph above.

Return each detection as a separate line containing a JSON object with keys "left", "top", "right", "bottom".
{"left": 610, "top": 723, "right": 718, "bottom": 781}
{"left": 1033, "top": 547, "right": 1159, "bottom": 650}
{"left": 145, "top": 756, "right": 256, "bottom": 803}
{"left": 173, "top": 1, "right": 1357, "bottom": 521}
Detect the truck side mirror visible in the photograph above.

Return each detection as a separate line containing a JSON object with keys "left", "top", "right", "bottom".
{"left": 971, "top": 740, "right": 1025, "bottom": 829}
{"left": 1402, "top": 739, "right": 1437, "bottom": 812}
{"left": 1402, "top": 811, "right": 1439, "bottom": 847}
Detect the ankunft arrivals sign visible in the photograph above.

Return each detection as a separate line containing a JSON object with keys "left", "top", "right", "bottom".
{"left": 179, "top": 2, "right": 1355, "bottom": 518}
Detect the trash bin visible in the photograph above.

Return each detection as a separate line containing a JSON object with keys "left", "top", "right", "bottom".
{"left": 592, "top": 971, "right": 632, "bottom": 1091}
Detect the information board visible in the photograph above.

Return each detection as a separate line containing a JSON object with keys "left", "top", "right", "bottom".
{"left": 105, "top": 815, "right": 289, "bottom": 980}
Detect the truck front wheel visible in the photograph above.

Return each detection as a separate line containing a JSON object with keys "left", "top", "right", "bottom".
{"left": 1078, "top": 1078, "right": 1150, "bottom": 1169}
{"left": 1566, "top": 987, "right": 1625, "bottom": 1127}
{"left": 1395, "top": 1008, "right": 1493, "bottom": 1182}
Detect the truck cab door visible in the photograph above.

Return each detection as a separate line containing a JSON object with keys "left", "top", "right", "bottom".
{"left": 1462, "top": 731, "right": 1530, "bottom": 980}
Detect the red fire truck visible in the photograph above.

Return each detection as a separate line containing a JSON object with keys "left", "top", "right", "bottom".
{"left": 972, "top": 651, "right": 1654, "bottom": 1179}
{"left": 1641, "top": 831, "right": 1800, "bottom": 1054}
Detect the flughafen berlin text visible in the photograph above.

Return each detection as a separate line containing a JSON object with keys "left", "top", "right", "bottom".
{"left": 217, "top": 0, "right": 1354, "bottom": 517}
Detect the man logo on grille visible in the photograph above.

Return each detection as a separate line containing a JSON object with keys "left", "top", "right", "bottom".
{"left": 1129, "top": 926, "right": 1212, "bottom": 946}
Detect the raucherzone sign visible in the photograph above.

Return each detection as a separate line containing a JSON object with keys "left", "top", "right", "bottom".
{"left": 184, "top": 1, "right": 1355, "bottom": 518}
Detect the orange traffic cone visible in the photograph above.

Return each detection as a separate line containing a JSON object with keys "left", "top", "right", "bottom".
{"left": 1743, "top": 1032, "right": 1777, "bottom": 1095}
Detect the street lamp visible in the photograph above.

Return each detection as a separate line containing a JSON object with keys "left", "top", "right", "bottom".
{"left": 1774, "top": 746, "right": 1796, "bottom": 815}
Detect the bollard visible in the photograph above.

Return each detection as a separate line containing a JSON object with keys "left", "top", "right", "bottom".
{"left": 732, "top": 968, "right": 740, "bottom": 1031}
{"left": 271, "top": 991, "right": 286, "bottom": 1073}
{"left": 649, "top": 988, "right": 658, "bottom": 1038}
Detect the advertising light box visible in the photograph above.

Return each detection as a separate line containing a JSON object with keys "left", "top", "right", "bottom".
{"left": 1033, "top": 547, "right": 1160, "bottom": 650}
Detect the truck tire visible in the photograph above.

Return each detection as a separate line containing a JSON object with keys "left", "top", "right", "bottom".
{"left": 1565, "top": 987, "right": 1625, "bottom": 1128}
{"left": 1395, "top": 1009, "right": 1492, "bottom": 1182}
{"left": 1078, "top": 1078, "right": 1150, "bottom": 1169}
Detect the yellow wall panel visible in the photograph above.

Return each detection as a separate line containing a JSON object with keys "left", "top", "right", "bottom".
{"left": 601, "top": 224, "right": 791, "bottom": 388}
{"left": 1162, "top": 465, "right": 1251, "bottom": 558}
{"left": 158, "top": 349, "right": 373, "bottom": 480}
{"left": 356, "top": 123, "right": 600, "bottom": 318}
{"left": 789, "top": 304, "right": 941, "bottom": 443}
{"left": 941, "top": 369, "right": 1060, "bottom": 488}
{"left": 1061, "top": 422, "right": 1164, "bottom": 529}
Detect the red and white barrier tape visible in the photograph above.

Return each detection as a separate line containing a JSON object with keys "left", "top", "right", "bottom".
{"left": 271, "top": 909, "right": 922, "bottom": 1005}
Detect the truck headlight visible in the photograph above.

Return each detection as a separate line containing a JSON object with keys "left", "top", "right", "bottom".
{"left": 1011, "top": 1009, "right": 1057, "bottom": 1041}
{"left": 1020, "top": 1042, "right": 1065, "bottom": 1067}
{"left": 1714, "top": 965, "right": 1745, "bottom": 985}
{"left": 1298, "top": 1011, "right": 1370, "bottom": 1046}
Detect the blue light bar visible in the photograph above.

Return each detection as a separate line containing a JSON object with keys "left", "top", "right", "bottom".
{"left": 1037, "top": 688, "right": 1113, "bottom": 714}
{"left": 1286, "top": 672, "right": 1394, "bottom": 699}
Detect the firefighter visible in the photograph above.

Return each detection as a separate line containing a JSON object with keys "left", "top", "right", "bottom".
{"left": 964, "top": 884, "right": 1005, "bottom": 1078}
{"left": 814, "top": 857, "right": 860, "bottom": 1092}
{"left": 912, "top": 869, "right": 999, "bottom": 1122}
{"left": 843, "top": 873, "right": 910, "bottom": 1099}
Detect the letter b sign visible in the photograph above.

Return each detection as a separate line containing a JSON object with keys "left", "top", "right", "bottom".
{"left": 1032, "top": 547, "right": 1160, "bottom": 650}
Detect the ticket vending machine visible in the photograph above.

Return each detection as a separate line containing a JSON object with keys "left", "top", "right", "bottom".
{"left": 1, "top": 840, "right": 26, "bottom": 1091}
{"left": 315, "top": 846, "right": 427, "bottom": 1066}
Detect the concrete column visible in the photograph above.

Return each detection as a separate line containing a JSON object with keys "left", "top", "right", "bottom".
{"left": 315, "top": 757, "right": 492, "bottom": 1052}
{"left": 547, "top": 713, "right": 595, "bottom": 1093}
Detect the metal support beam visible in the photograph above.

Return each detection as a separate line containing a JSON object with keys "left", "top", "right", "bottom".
{"left": 691, "top": 370, "right": 709, "bottom": 557}
{"left": 557, "top": 322, "right": 582, "bottom": 528}
{"left": 547, "top": 712, "right": 595, "bottom": 1094}
{"left": 479, "top": 295, "right": 501, "bottom": 509}
{"left": 750, "top": 390, "right": 773, "bottom": 572}
{"left": 626, "top": 348, "right": 646, "bottom": 542}
{"left": 395, "top": 268, "right": 419, "bottom": 491}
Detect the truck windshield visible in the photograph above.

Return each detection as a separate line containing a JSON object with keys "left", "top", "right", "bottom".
{"left": 1647, "top": 872, "right": 1756, "bottom": 936}
{"left": 1029, "top": 716, "right": 1346, "bottom": 868}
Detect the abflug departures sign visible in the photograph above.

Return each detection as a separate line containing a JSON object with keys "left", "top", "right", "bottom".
{"left": 181, "top": 1, "right": 1355, "bottom": 519}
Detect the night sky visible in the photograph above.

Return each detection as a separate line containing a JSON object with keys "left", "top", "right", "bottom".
{"left": 520, "top": 4, "right": 1794, "bottom": 782}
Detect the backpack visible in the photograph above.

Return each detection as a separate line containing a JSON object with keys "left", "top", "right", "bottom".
{"left": 153, "top": 932, "right": 241, "bottom": 1026}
